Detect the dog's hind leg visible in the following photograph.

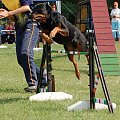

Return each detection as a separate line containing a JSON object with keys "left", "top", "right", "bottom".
{"left": 67, "top": 54, "right": 80, "bottom": 79}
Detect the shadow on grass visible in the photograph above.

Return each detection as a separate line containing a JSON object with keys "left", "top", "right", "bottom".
{"left": 34, "top": 55, "right": 67, "bottom": 67}
{"left": 53, "top": 68, "right": 89, "bottom": 75}
{"left": 34, "top": 58, "right": 97, "bottom": 77}
{"left": 0, "top": 97, "right": 28, "bottom": 104}
{"left": 32, "top": 101, "right": 66, "bottom": 112}
{"left": 51, "top": 55, "right": 67, "bottom": 59}
{"left": 0, "top": 88, "right": 24, "bottom": 94}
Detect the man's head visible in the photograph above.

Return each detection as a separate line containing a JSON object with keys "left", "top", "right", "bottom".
{"left": 114, "top": 2, "right": 119, "bottom": 9}
{"left": 51, "top": 3, "right": 57, "bottom": 12}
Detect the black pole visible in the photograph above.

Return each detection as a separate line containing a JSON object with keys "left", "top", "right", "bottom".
{"left": 0, "top": 32, "right": 2, "bottom": 45}
{"left": 36, "top": 44, "right": 47, "bottom": 93}
{"left": 46, "top": 43, "right": 55, "bottom": 92}
{"left": 89, "top": 37, "right": 95, "bottom": 109}
{"left": 93, "top": 45, "right": 114, "bottom": 113}
{"left": 46, "top": 44, "right": 52, "bottom": 83}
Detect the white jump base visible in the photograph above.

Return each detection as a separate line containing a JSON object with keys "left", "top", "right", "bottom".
{"left": 29, "top": 92, "right": 73, "bottom": 101}
{"left": 0, "top": 45, "right": 7, "bottom": 48}
{"left": 68, "top": 100, "right": 116, "bottom": 111}
{"left": 33, "top": 48, "right": 43, "bottom": 51}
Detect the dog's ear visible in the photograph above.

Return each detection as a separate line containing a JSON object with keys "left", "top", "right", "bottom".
{"left": 46, "top": 3, "right": 52, "bottom": 13}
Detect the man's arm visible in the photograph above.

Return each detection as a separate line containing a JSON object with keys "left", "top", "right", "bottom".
{"left": 0, "top": 5, "right": 31, "bottom": 19}
{"left": 110, "top": 10, "right": 115, "bottom": 19}
{"left": 114, "top": 15, "right": 120, "bottom": 18}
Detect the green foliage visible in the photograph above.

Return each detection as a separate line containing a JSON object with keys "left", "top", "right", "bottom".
{"left": 62, "top": 0, "right": 79, "bottom": 4}
{"left": 0, "top": 19, "right": 7, "bottom": 25}
{"left": 62, "top": 2, "right": 78, "bottom": 24}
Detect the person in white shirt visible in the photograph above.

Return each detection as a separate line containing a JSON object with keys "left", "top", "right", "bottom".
{"left": 110, "top": 1, "right": 120, "bottom": 41}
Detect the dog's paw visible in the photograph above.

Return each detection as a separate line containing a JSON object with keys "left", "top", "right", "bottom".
{"left": 42, "top": 33, "right": 53, "bottom": 44}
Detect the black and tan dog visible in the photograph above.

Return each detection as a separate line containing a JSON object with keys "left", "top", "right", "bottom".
{"left": 31, "top": 3, "right": 88, "bottom": 79}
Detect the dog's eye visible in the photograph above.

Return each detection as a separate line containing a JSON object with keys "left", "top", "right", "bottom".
{"left": 44, "top": 14, "right": 47, "bottom": 16}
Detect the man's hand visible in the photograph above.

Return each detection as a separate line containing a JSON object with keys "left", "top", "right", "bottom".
{"left": 114, "top": 15, "right": 120, "bottom": 18}
{"left": 0, "top": 9, "right": 9, "bottom": 19}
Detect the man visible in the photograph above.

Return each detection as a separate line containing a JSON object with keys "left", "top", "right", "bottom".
{"left": 50, "top": 3, "right": 57, "bottom": 12}
{"left": 0, "top": 0, "right": 40, "bottom": 92}
{"left": 110, "top": 1, "right": 120, "bottom": 41}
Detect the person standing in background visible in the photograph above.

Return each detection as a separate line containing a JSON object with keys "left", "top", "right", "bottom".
{"left": 50, "top": 3, "right": 57, "bottom": 12}
{"left": 110, "top": 1, "right": 120, "bottom": 41}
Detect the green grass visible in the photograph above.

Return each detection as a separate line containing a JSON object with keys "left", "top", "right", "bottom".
{"left": 0, "top": 43, "right": 120, "bottom": 120}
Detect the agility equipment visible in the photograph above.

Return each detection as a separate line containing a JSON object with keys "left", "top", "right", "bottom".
{"left": 29, "top": 43, "right": 73, "bottom": 101}
{"left": 0, "top": 45, "right": 7, "bottom": 48}
{"left": 29, "top": 92, "right": 73, "bottom": 101}
{"left": 29, "top": 0, "right": 72, "bottom": 101}
{"left": 36, "top": 44, "right": 55, "bottom": 93}
{"left": 93, "top": 42, "right": 114, "bottom": 113}
{"left": 30, "top": 0, "right": 116, "bottom": 113}
{"left": 51, "top": 50, "right": 88, "bottom": 55}
{"left": 68, "top": 37, "right": 116, "bottom": 113}
{"left": 78, "top": 0, "right": 120, "bottom": 75}
{"left": 90, "top": 0, "right": 120, "bottom": 75}
{"left": 68, "top": 0, "right": 117, "bottom": 113}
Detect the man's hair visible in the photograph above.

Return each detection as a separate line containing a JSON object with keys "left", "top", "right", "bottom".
{"left": 114, "top": 1, "right": 119, "bottom": 4}
{"left": 50, "top": 2, "right": 56, "bottom": 7}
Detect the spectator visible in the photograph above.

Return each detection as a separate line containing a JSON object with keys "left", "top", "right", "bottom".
{"left": 0, "top": 24, "right": 4, "bottom": 31}
{"left": 0, "top": 23, "right": 5, "bottom": 33}
{"left": 5, "top": 20, "right": 15, "bottom": 31}
{"left": 51, "top": 3, "right": 57, "bottom": 12}
{"left": 4, "top": 20, "right": 15, "bottom": 44}
{"left": 110, "top": 1, "right": 120, "bottom": 41}
{"left": 0, "top": 23, "right": 4, "bottom": 44}
{"left": 0, "top": 22, "right": 6, "bottom": 44}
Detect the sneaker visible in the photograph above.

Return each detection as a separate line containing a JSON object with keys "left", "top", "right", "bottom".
{"left": 24, "top": 85, "right": 37, "bottom": 92}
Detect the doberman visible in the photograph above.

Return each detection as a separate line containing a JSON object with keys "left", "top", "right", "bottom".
{"left": 31, "top": 3, "right": 88, "bottom": 79}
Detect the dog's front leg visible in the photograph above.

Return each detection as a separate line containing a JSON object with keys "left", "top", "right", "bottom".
{"left": 50, "top": 27, "right": 69, "bottom": 38}
{"left": 49, "top": 27, "right": 61, "bottom": 38}
{"left": 42, "top": 33, "right": 53, "bottom": 44}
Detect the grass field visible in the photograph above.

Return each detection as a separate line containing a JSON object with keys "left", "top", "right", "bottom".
{"left": 0, "top": 43, "right": 120, "bottom": 120}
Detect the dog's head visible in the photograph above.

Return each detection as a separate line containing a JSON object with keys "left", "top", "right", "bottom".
{"left": 31, "top": 3, "right": 52, "bottom": 23}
